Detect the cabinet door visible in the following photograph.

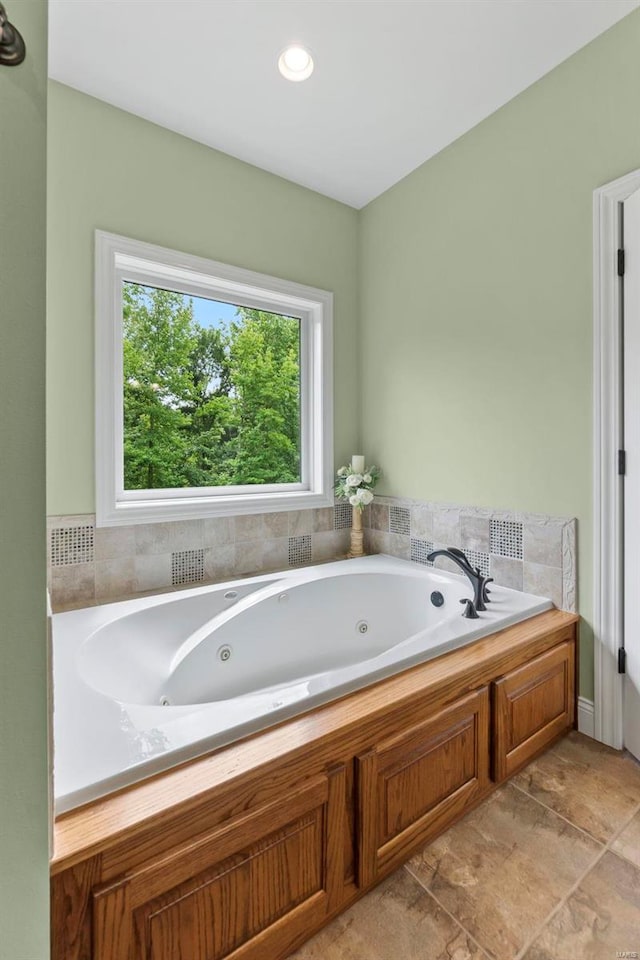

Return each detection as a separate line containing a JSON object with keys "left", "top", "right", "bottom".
{"left": 357, "top": 688, "right": 490, "bottom": 886}
{"left": 92, "top": 766, "right": 345, "bottom": 960}
{"left": 492, "top": 640, "right": 575, "bottom": 781}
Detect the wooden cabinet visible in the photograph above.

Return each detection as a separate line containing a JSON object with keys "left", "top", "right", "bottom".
{"left": 492, "top": 639, "right": 575, "bottom": 781}
{"left": 356, "top": 687, "right": 490, "bottom": 886}
{"left": 51, "top": 610, "right": 578, "bottom": 960}
{"left": 89, "top": 767, "right": 346, "bottom": 960}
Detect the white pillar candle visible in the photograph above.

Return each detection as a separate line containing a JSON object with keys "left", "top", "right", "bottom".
{"left": 352, "top": 455, "right": 365, "bottom": 473}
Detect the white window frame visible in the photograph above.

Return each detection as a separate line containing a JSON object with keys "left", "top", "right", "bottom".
{"left": 95, "top": 231, "right": 333, "bottom": 526}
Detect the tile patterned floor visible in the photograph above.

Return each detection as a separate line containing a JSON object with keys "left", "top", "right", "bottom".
{"left": 289, "top": 733, "right": 640, "bottom": 960}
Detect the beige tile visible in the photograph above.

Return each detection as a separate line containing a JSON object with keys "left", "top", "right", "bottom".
{"left": 94, "top": 526, "right": 136, "bottom": 561}
{"left": 365, "top": 529, "right": 388, "bottom": 554}
{"left": 431, "top": 554, "right": 466, "bottom": 576}
{"left": 262, "top": 538, "right": 289, "bottom": 570}
{"left": 203, "top": 545, "right": 235, "bottom": 582}
{"left": 611, "top": 807, "right": 640, "bottom": 869}
{"left": 289, "top": 869, "right": 487, "bottom": 960}
{"left": 133, "top": 554, "right": 171, "bottom": 592}
{"left": 410, "top": 504, "right": 433, "bottom": 540}
{"left": 263, "top": 511, "right": 290, "bottom": 539}
{"left": 235, "top": 540, "right": 263, "bottom": 574}
{"left": 432, "top": 510, "right": 462, "bottom": 548}
{"left": 523, "top": 523, "right": 563, "bottom": 569}
{"left": 523, "top": 561, "right": 563, "bottom": 607}
{"left": 169, "top": 519, "right": 204, "bottom": 550}
{"left": 523, "top": 851, "right": 640, "bottom": 960}
{"left": 288, "top": 509, "right": 314, "bottom": 536}
{"left": 370, "top": 502, "right": 389, "bottom": 532}
{"left": 387, "top": 532, "right": 411, "bottom": 560}
{"left": 202, "top": 516, "right": 234, "bottom": 547}
{"left": 312, "top": 507, "right": 334, "bottom": 533}
{"left": 513, "top": 731, "right": 640, "bottom": 843}
{"left": 95, "top": 559, "right": 135, "bottom": 601}
{"left": 407, "top": 782, "right": 601, "bottom": 959}
{"left": 312, "top": 530, "right": 349, "bottom": 562}
{"left": 50, "top": 563, "right": 95, "bottom": 608}
{"left": 134, "top": 522, "right": 173, "bottom": 556}
{"left": 490, "top": 554, "right": 523, "bottom": 590}
{"left": 233, "top": 514, "right": 265, "bottom": 542}
{"left": 461, "top": 516, "right": 490, "bottom": 552}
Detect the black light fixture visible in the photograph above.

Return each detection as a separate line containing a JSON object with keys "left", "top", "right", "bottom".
{"left": 0, "top": 2, "right": 26, "bottom": 67}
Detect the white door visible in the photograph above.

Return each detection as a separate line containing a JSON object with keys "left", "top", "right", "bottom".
{"left": 623, "top": 187, "right": 640, "bottom": 761}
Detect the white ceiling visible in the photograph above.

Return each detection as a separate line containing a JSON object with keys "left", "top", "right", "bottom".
{"left": 49, "top": 0, "right": 640, "bottom": 209}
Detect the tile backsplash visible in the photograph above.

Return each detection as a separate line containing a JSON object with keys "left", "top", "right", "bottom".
{"left": 48, "top": 497, "right": 577, "bottom": 613}
{"left": 48, "top": 509, "right": 351, "bottom": 610}
{"left": 364, "top": 496, "right": 576, "bottom": 613}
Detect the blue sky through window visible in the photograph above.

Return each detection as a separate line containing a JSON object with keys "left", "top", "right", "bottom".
{"left": 191, "top": 296, "right": 239, "bottom": 329}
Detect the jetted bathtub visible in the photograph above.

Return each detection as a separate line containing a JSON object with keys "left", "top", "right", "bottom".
{"left": 52, "top": 554, "right": 553, "bottom": 813}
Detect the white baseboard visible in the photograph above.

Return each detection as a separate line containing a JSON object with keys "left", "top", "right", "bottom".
{"left": 578, "top": 696, "right": 595, "bottom": 738}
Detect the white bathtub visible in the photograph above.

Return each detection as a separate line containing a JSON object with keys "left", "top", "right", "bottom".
{"left": 53, "top": 555, "right": 552, "bottom": 813}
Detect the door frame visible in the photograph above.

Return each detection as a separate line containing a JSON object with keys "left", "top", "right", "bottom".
{"left": 593, "top": 167, "right": 640, "bottom": 749}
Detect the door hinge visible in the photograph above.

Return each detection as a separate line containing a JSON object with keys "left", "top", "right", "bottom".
{"left": 618, "top": 248, "right": 625, "bottom": 276}
{"left": 618, "top": 449, "right": 626, "bottom": 475}
{"left": 618, "top": 647, "right": 626, "bottom": 674}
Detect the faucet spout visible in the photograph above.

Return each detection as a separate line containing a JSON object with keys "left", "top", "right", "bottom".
{"left": 427, "top": 547, "right": 491, "bottom": 613}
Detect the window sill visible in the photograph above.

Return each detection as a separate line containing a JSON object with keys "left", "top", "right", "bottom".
{"left": 96, "top": 489, "right": 335, "bottom": 527}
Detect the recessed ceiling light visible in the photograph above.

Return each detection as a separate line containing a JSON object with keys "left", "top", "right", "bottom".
{"left": 278, "top": 45, "right": 314, "bottom": 82}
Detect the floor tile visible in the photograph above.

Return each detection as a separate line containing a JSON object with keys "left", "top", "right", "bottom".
{"left": 512, "top": 731, "right": 640, "bottom": 843}
{"left": 611, "top": 807, "right": 640, "bottom": 870}
{"left": 288, "top": 869, "right": 487, "bottom": 960}
{"left": 406, "top": 782, "right": 601, "bottom": 959}
{"left": 522, "top": 851, "right": 640, "bottom": 960}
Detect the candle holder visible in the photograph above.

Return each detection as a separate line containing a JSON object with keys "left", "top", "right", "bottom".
{"left": 349, "top": 506, "right": 364, "bottom": 558}
{"left": 334, "top": 456, "right": 381, "bottom": 560}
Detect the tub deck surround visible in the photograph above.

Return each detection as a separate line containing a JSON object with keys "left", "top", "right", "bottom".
{"left": 365, "top": 495, "right": 577, "bottom": 612}
{"left": 53, "top": 555, "right": 553, "bottom": 813}
{"left": 46, "top": 497, "right": 576, "bottom": 613}
{"left": 51, "top": 605, "right": 578, "bottom": 960}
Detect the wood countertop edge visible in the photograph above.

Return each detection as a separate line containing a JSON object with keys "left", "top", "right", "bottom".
{"left": 51, "top": 607, "right": 578, "bottom": 874}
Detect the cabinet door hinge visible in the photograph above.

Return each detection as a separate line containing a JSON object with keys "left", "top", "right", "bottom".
{"left": 618, "top": 648, "right": 627, "bottom": 674}
{"left": 618, "top": 248, "right": 625, "bottom": 277}
{"left": 618, "top": 450, "right": 626, "bottom": 475}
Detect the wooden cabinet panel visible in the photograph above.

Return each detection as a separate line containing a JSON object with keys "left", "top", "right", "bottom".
{"left": 357, "top": 687, "right": 490, "bottom": 885}
{"left": 492, "top": 640, "right": 575, "bottom": 781}
{"left": 91, "top": 768, "right": 345, "bottom": 960}
{"left": 139, "top": 813, "right": 322, "bottom": 960}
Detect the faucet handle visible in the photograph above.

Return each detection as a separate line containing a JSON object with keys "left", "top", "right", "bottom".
{"left": 460, "top": 598, "right": 479, "bottom": 619}
{"left": 481, "top": 577, "right": 494, "bottom": 603}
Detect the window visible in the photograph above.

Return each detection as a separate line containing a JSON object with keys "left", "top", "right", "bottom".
{"left": 95, "top": 232, "right": 333, "bottom": 525}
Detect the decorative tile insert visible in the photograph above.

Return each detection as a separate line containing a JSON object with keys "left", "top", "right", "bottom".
{"left": 489, "top": 519, "right": 523, "bottom": 560}
{"left": 334, "top": 502, "right": 352, "bottom": 530}
{"left": 389, "top": 505, "right": 411, "bottom": 536}
{"left": 410, "top": 539, "right": 435, "bottom": 566}
{"left": 464, "top": 549, "right": 491, "bottom": 577}
{"left": 288, "top": 535, "right": 312, "bottom": 566}
{"left": 50, "top": 524, "right": 95, "bottom": 566}
{"left": 171, "top": 549, "right": 205, "bottom": 586}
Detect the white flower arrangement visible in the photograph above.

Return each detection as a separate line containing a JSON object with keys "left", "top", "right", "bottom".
{"left": 335, "top": 461, "right": 381, "bottom": 511}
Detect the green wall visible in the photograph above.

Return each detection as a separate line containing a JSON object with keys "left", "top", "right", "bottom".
{"left": 48, "top": 11, "right": 640, "bottom": 701}
{"left": 47, "top": 81, "right": 359, "bottom": 516}
{"left": 0, "top": 0, "right": 49, "bottom": 954}
{"left": 360, "top": 10, "right": 640, "bottom": 700}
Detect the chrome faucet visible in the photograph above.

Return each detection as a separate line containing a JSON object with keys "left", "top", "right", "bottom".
{"left": 427, "top": 547, "right": 493, "bottom": 618}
